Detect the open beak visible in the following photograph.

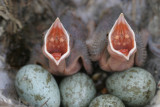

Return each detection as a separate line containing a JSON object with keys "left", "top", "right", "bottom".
{"left": 108, "top": 13, "right": 136, "bottom": 60}
{"left": 43, "top": 18, "right": 70, "bottom": 65}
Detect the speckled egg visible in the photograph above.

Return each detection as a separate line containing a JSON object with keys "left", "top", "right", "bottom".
{"left": 106, "top": 67, "right": 156, "bottom": 107}
{"left": 15, "top": 64, "right": 60, "bottom": 107}
{"left": 89, "top": 94, "right": 125, "bottom": 107}
{"left": 60, "top": 73, "right": 96, "bottom": 107}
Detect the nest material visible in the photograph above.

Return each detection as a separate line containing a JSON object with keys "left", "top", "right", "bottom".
{"left": 0, "top": 0, "right": 160, "bottom": 106}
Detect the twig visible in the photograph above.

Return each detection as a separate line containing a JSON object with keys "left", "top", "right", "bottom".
{"left": 40, "top": 98, "right": 50, "bottom": 107}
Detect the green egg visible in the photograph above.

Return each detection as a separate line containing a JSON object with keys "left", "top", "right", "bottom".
{"left": 15, "top": 64, "right": 60, "bottom": 107}
{"left": 89, "top": 94, "right": 125, "bottom": 107}
{"left": 60, "top": 73, "right": 96, "bottom": 107}
{"left": 106, "top": 67, "right": 156, "bottom": 107}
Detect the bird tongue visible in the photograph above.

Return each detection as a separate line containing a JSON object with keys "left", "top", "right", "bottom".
{"left": 119, "top": 49, "right": 129, "bottom": 56}
{"left": 51, "top": 53, "right": 62, "bottom": 60}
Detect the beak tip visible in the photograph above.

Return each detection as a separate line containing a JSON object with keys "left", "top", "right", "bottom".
{"left": 56, "top": 17, "right": 60, "bottom": 21}
{"left": 117, "top": 13, "right": 125, "bottom": 23}
{"left": 120, "top": 13, "right": 124, "bottom": 16}
{"left": 54, "top": 17, "right": 62, "bottom": 26}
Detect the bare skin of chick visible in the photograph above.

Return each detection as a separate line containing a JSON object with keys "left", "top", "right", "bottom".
{"left": 86, "top": 6, "right": 147, "bottom": 72}
{"left": 42, "top": 11, "right": 92, "bottom": 75}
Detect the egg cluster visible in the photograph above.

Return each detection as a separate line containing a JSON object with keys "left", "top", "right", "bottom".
{"left": 15, "top": 64, "right": 156, "bottom": 107}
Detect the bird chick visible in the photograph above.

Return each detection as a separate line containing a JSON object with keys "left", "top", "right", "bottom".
{"left": 87, "top": 6, "right": 147, "bottom": 72}
{"left": 105, "top": 13, "right": 137, "bottom": 71}
{"left": 42, "top": 11, "right": 92, "bottom": 75}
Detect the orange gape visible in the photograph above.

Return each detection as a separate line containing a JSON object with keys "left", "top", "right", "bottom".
{"left": 111, "top": 22, "right": 134, "bottom": 56}
{"left": 46, "top": 26, "right": 68, "bottom": 61}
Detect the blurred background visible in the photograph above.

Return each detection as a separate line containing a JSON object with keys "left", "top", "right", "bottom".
{"left": 0, "top": 0, "right": 160, "bottom": 106}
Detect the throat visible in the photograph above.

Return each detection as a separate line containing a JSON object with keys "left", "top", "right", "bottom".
{"left": 118, "top": 49, "right": 129, "bottom": 56}
{"left": 51, "top": 53, "right": 62, "bottom": 60}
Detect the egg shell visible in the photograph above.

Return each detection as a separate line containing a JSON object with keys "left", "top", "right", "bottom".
{"left": 89, "top": 94, "right": 125, "bottom": 107}
{"left": 60, "top": 73, "right": 96, "bottom": 107}
{"left": 106, "top": 67, "right": 156, "bottom": 107}
{"left": 15, "top": 64, "right": 60, "bottom": 107}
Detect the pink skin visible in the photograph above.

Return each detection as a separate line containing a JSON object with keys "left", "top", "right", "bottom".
{"left": 42, "top": 13, "right": 92, "bottom": 75}
{"left": 100, "top": 43, "right": 136, "bottom": 71}
{"left": 87, "top": 6, "right": 147, "bottom": 72}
